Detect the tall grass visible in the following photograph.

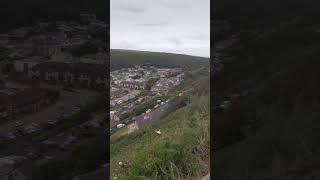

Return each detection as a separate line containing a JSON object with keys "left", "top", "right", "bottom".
{"left": 111, "top": 94, "right": 210, "bottom": 179}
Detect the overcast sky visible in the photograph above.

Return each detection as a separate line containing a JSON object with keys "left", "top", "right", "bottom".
{"left": 111, "top": 0, "right": 210, "bottom": 58}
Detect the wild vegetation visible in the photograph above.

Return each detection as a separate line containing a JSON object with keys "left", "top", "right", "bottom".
{"left": 213, "top": 19, "right": 320, "bottom": 179}
{"left": 111, "top": 69, "right": 210, "bottom": 179}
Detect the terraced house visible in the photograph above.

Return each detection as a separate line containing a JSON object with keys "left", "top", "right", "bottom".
{"left": 29, "top": 62, "right": 107, "bottom": 89}
{"left": 0, "top": 86, "right": 59, "bottom": 120}
{"left": 118, "top": 81, "right": 146, "bottom": 90}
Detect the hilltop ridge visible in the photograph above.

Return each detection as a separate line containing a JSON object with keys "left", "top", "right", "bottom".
{"left": 110, "top": 49, "right": 209, "bottom": 71}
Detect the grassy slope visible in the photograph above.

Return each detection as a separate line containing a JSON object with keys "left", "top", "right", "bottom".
{"left": 213, "top": 20, "right": 320, "bottom": 179}
{"left": 110, "top": 49, "right": 209, "bottom": 71}
{"left": 110, "top": 70, "right": 210, "bottom": 179}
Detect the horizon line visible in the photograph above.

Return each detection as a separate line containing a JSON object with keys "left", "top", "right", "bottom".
{"left": 110, "top": 48, "right": 210, "bottom": 58}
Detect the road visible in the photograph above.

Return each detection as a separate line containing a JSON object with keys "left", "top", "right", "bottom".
{"left": 132, "top": 103, "right": 170, "bottom": 129}
{"left": 0, "top": 89, "right": 99, "bottom": 135}
{"left": 12, "top": 113, "right": 106, "bottom": 180}
{"left": 111, "top": 102, "right": 170, "bottom": 135}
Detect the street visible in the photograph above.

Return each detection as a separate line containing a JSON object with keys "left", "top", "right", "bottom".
{"left": 0, "top": 89, "right": 99, "bottom": 135}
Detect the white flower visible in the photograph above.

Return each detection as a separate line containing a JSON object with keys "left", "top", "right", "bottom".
{"left": 119, "top": 161, "right": 123, "bottom": 166}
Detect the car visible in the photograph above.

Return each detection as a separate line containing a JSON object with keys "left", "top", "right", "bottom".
{"left": 44, "top": 156, "right": 53, "bottom": 160}
{"left": 59, "top": 145, "right": 68, "bottom": 151}
{"left": 117, "top": 124, "right": 125, "bottom": 129}
{"left": 128, "top": 104, "right": 134, "bottom": 108}
{"left": 3, "top": 132, "right": 16, "bottom": 140}
{"left": 63, "top": 87, "right": 75, "bottom": 92}
{"left": 220, "top": 101, "right": 231, "bottom": 109}
{"left": 27, "top": 151, "right": 41, "bottom": 160}
{"left": 72, "top": 106, "right": 81, "bottom": 111}
{"left": 213, "top": 106, "right": 223, "bottom": 113}
{"left": 14, "top": 129, "right": 26, "bottom": 136}
{"left": 60, "top": 112, "right": 72, "bottom": 118}
{"left": 24, "top": 125, "right": 38, "bottom": 134}
{"left": 15, "top": 121, "right": 23, "bottom": 127}
{"left": 47, "top": 119, "right": 59, "bottom": 126}
{"left": 70, "top": 111, "right": 78, "bottom": 115}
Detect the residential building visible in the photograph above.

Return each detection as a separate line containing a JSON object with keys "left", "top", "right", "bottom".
{"left": 29, "top": 62, "right": 107, "bottom": 89}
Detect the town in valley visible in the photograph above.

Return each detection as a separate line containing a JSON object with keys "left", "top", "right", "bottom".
{"left": 0, "top": 14, "right": 108, "bottom": 180}
{"left": 110, "top": 64, "right": 185, "bottom": 135}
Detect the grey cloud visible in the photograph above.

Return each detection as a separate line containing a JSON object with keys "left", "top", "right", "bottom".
{"left": 116, "top": 5, "right": 146, "bottom": 14}
{"left": 135, "top": 22, "right": 169, "bottom": 27}
{"left": 187, "top": 33, "right": 210, "bottom": 40}
{"left": 167, "top": 37, "right": 183, "bottom": 45}
{"left": 111, "top": 0, "right": 210, "bottom": 57}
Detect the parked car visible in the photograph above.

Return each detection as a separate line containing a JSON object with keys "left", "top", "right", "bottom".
{"left": 117, "top": 124, "right": 125, "bottom": 129}
{"left": 213, "top": 106, "right": 223, "bottom": 113}
{"left": 63, "top": 87, "right": 75, "bottom": 92}
{"left": 15, "top": 121, "right": 23, "bottom": 127}
{"left": 220, "top": 100, "right": 231, "bottom": 109}
{"left": 3, "top": 132, "right": 16, "bottom": 140}
{"left": 24, "top": 125, "right": 38, "bottom": 134}
{"left": 27, "top": 151, "right": 41, "bottom": 160}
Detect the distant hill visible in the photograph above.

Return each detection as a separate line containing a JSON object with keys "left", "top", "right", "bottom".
{"left": 110, "top": 49, "right": 209, "bottom": 71}
{"left": 0, "top": 0, "right": 107, "bottom": 33}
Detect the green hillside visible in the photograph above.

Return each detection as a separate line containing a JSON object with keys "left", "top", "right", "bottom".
{"left": 213, "top": 0, "right": 320, "bottom": 30}
{"left": 110, "top": 69, "right": 210, "bottom": 179}
{"left": 110, "top": 49, "right": 209, "bottom": 70}
{"left": 213, "top": 19, "right": 320, "bottom": 179}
